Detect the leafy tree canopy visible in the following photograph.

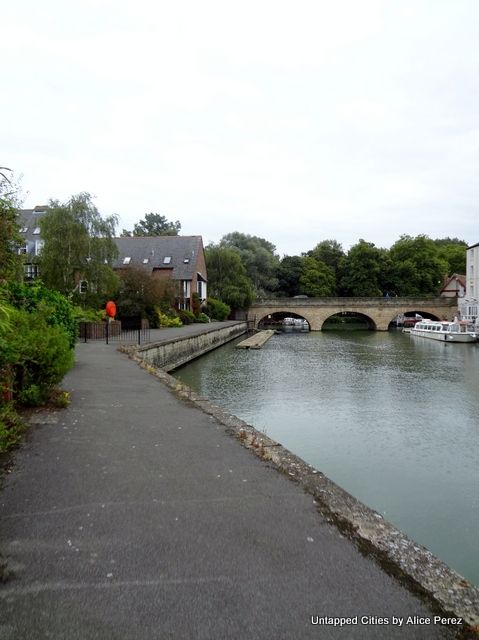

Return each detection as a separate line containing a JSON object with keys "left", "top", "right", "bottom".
{"left": 299, "top": 257, "right": 336, "bottom": 297}
{"left": 306, "top": 239, "right": 345, "bottom": 271}
{"left": 0, "top": 167, "right": 24, "bottom": 283}
{"left": 433, "top": 237, "right": 467, "bottom": 275}
{"left": 115, "top": 266, "right": 178, "bottom": 324}
{"left": 39, "top": 193, "right": 119, "bottom": 305}
{"left": 219, "top": 232, "right": 279, "bottom": 297}
{"left": 275, "top": 255, "right": 305, "bottom": 297}
{"left": 122, "top": 213, "right": 181, "bottom": 237}
{"left": 389, "top": 234, "right": 449, "bottom": 296}
{"left": 339, "top": 240, "right": 385, "bottom": 297}
{"left": 205, "top": 245, "right": 254, "bottom": 309}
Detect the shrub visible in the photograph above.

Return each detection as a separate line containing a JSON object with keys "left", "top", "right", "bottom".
{"left": 195, "top": 312, "right": 210, "bottom": 323}
{"left": 203, "top": 297, "right": 230, "bottom": 321}
{"left": 3, "top": 282, "right": 77, "bottom": 348}
{"left": 0, "top": 405, "right": 26, "bottom": 453}
{"left": 178, "top": 309, "right": 196, "bottom": 325}
{"left": 72, "top": 306, "right": 105, "bottom": 323}
{"left": 5, "top": 307, "right": 74, "bottom": 405}
{"left": 156, "top": 310, "right": 182, "bottom": 327}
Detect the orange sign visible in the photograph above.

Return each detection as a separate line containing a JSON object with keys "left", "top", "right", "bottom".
{"left": 105, "top": 301, "right": 117, "bottom": 318}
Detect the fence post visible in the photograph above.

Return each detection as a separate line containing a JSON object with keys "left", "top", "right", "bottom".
{"left": 106, "top": 321, "right": 109, "bottom": 345}
{"left": 138, "top": 328, "right": 141, "bottom": 345}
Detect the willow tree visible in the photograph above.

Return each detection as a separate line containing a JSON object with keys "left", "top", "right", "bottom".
{"left": 0, "top": 167, "right": 23, "bottom": 283}
{"left": 39, "top": 193, "right": 119, "bottom": 305}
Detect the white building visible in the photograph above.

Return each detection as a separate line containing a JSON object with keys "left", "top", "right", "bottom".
{"left": 460, "top": 242, "right": 479, "bottom": 321}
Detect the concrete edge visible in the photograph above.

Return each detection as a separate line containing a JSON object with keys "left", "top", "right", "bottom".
{"left": 120, "top": 345, "right": 479, "bottom": 636}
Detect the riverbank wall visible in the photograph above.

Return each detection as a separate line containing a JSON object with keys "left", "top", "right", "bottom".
{"left": 121, "top": 323, "right": 479, "bottom": 632}
{"left": 133, "top": 321, "right": 248, "bottom": 372}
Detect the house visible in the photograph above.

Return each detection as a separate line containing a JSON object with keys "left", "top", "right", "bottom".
{"left": 440, "top": 273, "right": 466, "bottom": 298}
{"left": 16, "top": 207, "right": 208, "bottom": 312}
{"left": 16, "top": 206, "right": 48, "bottom": 281}
{"left": 459, "top": 242, "right": 479, "bottom": 321}
{"left": 112, "top": 236, "right": 207, "bottom": 311}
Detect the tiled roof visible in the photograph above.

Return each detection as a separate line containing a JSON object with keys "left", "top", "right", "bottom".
{"left": 17, "top": 208, "right": 47, "bottom": 244}
{"left": 113, "top": 236, "right": 205, "bottom": 280}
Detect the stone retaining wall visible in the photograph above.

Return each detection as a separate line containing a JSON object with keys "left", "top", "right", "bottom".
{"left": 134, "top": 322, "right": 248, "bottom": 371}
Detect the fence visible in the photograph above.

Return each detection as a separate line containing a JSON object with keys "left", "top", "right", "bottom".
{"left": 78, "top": 322, "right": 151, "bottom": 345}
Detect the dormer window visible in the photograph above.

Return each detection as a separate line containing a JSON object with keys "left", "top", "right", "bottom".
{"left": 33, "top": 227, "right": 41, "bottom": 234}
{"left": 123, "top": 257, "right": 131, "bottom": 264}
{"left": 163, "top": 256, "right": 171, "bottom": 264}
{"left": 183, "top": 258, "right": 190, "bottom": 264}
{"left": 20, "top": 227, "right": 28, "bottom": 233}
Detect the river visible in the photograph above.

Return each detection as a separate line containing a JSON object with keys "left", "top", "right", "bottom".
{"left": 173, "top": 328, "right": 479, "bottom": 586}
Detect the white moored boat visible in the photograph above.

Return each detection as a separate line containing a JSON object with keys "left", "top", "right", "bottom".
{"left": 409, "top": 319, "right": 477, "bottom": 343}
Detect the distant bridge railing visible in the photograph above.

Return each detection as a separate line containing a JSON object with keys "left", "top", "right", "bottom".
{"left": 250, "top": 296, "right": 457, "bottom": 308}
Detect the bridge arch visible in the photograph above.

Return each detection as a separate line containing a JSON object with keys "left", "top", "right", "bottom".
{"left": 322, "top": 311, "right": 376, "bottom": 330}
{"left": 257, "top": 310, "right": 311, "bottom": 330}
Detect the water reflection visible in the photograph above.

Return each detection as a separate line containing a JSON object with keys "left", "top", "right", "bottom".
{"left": 174, "top": 330, "right": 479, "bottom": 585}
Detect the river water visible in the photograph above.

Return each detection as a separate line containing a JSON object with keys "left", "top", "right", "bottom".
{"left": 174, "top": 328, "right": 479, "bottom": 585}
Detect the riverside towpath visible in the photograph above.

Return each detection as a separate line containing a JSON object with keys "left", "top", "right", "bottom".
{"left": 0, "top": 325, "right": 463, "bottom": 639}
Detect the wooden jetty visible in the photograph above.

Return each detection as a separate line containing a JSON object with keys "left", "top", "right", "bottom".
{"left": 236, "top": 330, "right": 275, "bottom": 349}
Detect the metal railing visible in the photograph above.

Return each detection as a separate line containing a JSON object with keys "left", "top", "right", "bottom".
{"left": 78, "top": 322, "right": 151, "bottom": 345}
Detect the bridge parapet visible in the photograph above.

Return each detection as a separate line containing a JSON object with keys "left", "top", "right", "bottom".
{"left": 249, "top": 297, "right": 458, "bottom": 331}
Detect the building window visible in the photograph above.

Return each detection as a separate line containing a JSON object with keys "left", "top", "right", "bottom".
{"left": 20, "top": 226, "right": 28, "bottom": 233}
{"left": 33, "top": 227, "right": 41, "bottom": 234}
{"left": 79, "top": 280, "right": 88, "bottom": 294}
{"left": 18, "top": 245, "right": 28, "bottom": 255}
{"left": 24, "top": 264, "right": 39, "bottom": 281}
{"left": 183, "top": 258, "right": 190, "bottom": 263}
{"left": 143, "top": 258, "right": 149, "bottom": 264}
{"left": 163, "top": 256, "right": 171, "bottom": 264}
{"left": 35, "top": 240, "right": 44, "bottom": 255}
{"left": 123, "top": 257, "right": 131, "bottom": 264}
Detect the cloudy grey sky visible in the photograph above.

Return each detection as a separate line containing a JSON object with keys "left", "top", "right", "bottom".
{"left": 3, "top": 0, "right": 478, "bottom": 256}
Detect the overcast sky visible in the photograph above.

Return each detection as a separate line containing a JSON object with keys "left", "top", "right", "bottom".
{"left": 3, "top": 1, "right": 478, "bottom": 256}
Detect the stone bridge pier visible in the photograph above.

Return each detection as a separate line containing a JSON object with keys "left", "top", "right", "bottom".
{"left": 248, "top": 297, "right": 459, "bottom": 331}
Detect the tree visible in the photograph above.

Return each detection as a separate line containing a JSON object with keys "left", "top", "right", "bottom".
{"left": 39, "top": 193, "right": 119, "bottom": 305}
{"left": 299, "top": 257, "right": 336, "bottom": 297}
{"left": 389, "top": 235, "right": 449, "bottom": 296}
{"left": 433, "top": 237, "right": 467, "bottom": 275}
{"left": 122, "top": 213, "right": 181, "bottom": 237}
{"left": 205, "top": 245, "right": 254, "bottom": 310}
{"left": 219, "top": 232, "right": 279, "bottom": 297}
{"left": 0, "top": 168, "right": 23, "bottom": 283}
{"left": 275, "top": 255, "right": 305, "bottom": 297}
{"left": 307, "top": 240, "right": 345, "bottom": 271}
{"left": 339, "top": 240, "right": 385, "bottom": 296}
{"left": 115, "top": 267, "right": 178, "bottom": 325}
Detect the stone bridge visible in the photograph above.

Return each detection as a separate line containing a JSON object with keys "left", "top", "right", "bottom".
{"left": 249, "top": 297, "right": 459, "bottom": 331}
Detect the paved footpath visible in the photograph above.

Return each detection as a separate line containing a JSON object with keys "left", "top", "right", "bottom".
{"left": 0, "top": 326, "right": 459, "bottom": 639}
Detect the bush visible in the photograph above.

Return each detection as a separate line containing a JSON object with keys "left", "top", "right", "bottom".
{"left": 0, "top": 294, "right": 74, "bottom": 453}
{"left": 0, "top": 405, "right": 26, "bottom": 453}
{"left": 195, "top": 313, "right": 210, "bottom": 323}
{"left": 178, "top": 309, "right": 196, "bottom": 325}
{"left": 3, "top": 282, "right": 77, "bottom": 348}
{"left": 72, "top": 306, "right": 105, "bottom": 323}
{"left": 5, "top": 307, "right": 74, "bottom": 406}
{"left": 203, "top": 297, "right": 230, "bottom": 321}
{"left": 156, "top": 310, "right": 182, "bottom": 327}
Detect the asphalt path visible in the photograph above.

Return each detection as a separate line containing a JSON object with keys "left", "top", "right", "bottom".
{"left": 0, "top": 326, "right": 457, "bottom": 639}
